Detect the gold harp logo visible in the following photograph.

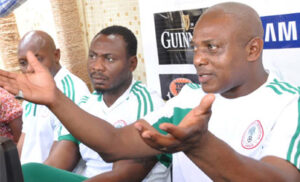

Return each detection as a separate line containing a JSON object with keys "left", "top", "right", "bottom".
{"left": 180, "top": 12, "right": 190, "bottom": 31}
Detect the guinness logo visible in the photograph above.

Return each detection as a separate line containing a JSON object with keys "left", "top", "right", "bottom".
{"left": 180, "top": 12, "right": 190, "bottom": 31}
{"left": 169, "top": 77, "right": 192, "bottom": 96}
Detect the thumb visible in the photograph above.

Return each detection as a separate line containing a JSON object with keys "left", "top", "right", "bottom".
{"left": 195, "top": 94, "right": 215, "bottom": 115}
{"left": 26, "top": 51, "right": 46, "bottom": 73}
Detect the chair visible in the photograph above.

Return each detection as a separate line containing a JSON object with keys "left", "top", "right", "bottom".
{"left": 0, "top": 136, "right": 24, "bottom": 182}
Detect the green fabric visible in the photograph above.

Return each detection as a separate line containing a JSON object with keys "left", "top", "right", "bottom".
{"left": 152, "top": 107, "right": 192, "bottom": 134}
{"left": 287, "top": 96, "right": 300, "bottom": 169}
{"left": 152, "top": 107, "right": 192, "bottom": 168}
{"left": 58, "top": 134, "right": 80, "bottom": 145}
{"left": 24, "top": 102, "right": 32, "bottom": 117}
{"left": 22, "top": 163, "right": 87, "bottom": 182}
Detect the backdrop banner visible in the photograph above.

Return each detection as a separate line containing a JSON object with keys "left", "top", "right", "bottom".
{"left": 139, "top": 0, "right": 300, "bottom": 100}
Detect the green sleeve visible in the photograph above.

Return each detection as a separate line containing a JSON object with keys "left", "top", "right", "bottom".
{"left": 58, "top": 134, "right": 80, "bottom": 145}
{"left": 152, "top": 107, "right": 192, "bottom": 167}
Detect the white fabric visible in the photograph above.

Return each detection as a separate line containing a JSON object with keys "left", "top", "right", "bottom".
{"left": 144, "top": 72, "right": 300, "bottom": 182}
{"left": 21, "top": 67, "right": 90, "bottom": 164}
{"left": 60, "top": 80, "right": 171, "bottom": 181}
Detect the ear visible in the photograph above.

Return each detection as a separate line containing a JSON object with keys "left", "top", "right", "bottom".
{"left": 246, "top": 37, "right": 264, "bottom": 62}
{"left": 129, "top": 56, "right": 138, "bottom": 72}
{"left": 54, "top": 49, "right": 61, "bottom": 64}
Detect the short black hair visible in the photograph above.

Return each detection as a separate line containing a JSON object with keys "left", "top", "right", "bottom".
{"left": 93, "top": 25, "right": 137, "bottom": 57}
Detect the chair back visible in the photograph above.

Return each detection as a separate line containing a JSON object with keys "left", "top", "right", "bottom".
{"left": 0, "top": 136, "right": 23, "bottom": 182}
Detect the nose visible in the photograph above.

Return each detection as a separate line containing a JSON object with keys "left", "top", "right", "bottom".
{"left": 26, "top": 64, "right": 34, "bottom": 73}
{"left": 193, "top": 51, "right": 208, "bottom": 67}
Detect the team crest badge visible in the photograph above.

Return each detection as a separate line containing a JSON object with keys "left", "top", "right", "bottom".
{"left": 113, "top": 120, "right": 127, "bottom": 128}
{"left": 241, "top": 120, "right": 264, "bottom": 149}
{"left": 169, "top": 77, "right": 192, "bottom": 96}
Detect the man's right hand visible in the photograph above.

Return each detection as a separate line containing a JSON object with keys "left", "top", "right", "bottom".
{"left": 0, "top": 51, "right": 57, "bottom": 106}
{"left": 135, "top": 94, "right": 215, "bottom": 153}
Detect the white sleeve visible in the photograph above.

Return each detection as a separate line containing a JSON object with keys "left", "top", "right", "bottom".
{"left": 21, "top": 102, "right": 29, "bottom": 133}
{"left": 260, "top": 94, "right": 300, "bottom": 170}
{"left": 73, "top": 80, "right": 90, "bottom": 105}
{"left": 50, "top": 113, "right": 62, "bottom": 141}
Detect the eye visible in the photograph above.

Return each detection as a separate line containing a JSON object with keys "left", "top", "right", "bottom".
{"left": 19, "top": 59, "right": 27, "bottom": 66}
{"left": 88, "top": 53, "right": 97, "bottom": 60}
{"left": 207, "top": 43, "right": 218, "bottom": 51}
{"left": 105, "top": 55, "right": 114, "bottom": 62}
{"left": 36, "top": 56, "right": 43, "bottom": 62}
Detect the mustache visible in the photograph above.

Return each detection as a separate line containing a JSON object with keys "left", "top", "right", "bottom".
{"left": 90, "top": 72, "right": 109, "bottom": 80}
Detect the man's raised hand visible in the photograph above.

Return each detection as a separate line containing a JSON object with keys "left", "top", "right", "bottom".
{"left": 0, "top": 51, "right": 57, "bottom": 106}
{"left": 135, "top": 94, "right": 215, "bottom": 153}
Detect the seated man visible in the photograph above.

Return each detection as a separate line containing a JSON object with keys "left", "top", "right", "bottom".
{"left": 17, "top": 30, "right": 90, "bottom": 164}
{"left": 41, "top": 26, "right": 170, "bottom": 181}
{"left": 0, "top": 2, "right": 299, "bottom": 182}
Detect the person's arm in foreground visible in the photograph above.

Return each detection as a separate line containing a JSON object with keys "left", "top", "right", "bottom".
{"left": 17, "top": 132, "right": 25, "bottom": 157}
{"left": 0, "top": 51, "right": 159, "bottom": 161}
{"left": 136, "top": 95, "right": 300, "bottom": 182}
{"left": 44, "top": 140, "right": 81, "bottom": 171}
{"left": 85, "top": 158, "right": 157, "bottom": 182}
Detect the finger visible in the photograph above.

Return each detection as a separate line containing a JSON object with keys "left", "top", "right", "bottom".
{"left": 196, "top": 94, "right": 215, "bottom": 115}
{"left": 142, "top": 130, "right": 180, "bottom": 149}
{"left": 159, "top": 123, "right": 188, "bottom": 140}
{"left": 134, "top": 121, "right": 161, "bottom": 145}
{"left": 134, "top": 122, "right": 165, "bottom": 149}
{"left": 2, "top": 86, "right": 19, "bottom": 95}
{"left": 161, "top": 122, "right": 204, "bottom": 142}
{"left": 134, "top": 120, "right": 155, "bottom": 134}
{"left": 0, "top": 69, "right": 17, "bottom": 79}
{"left": 26, "top": 51, "right": 47, "bottom": 73}
{"left": 0, "top": 78, "right": 19, "bottom": 95}
{"left": 135, "top": 122, "right": 181, "bottom": 151}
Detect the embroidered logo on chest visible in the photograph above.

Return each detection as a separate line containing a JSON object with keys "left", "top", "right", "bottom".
{"left": 113, "top": 120, "right": 127, "bottom": 128}
{"left": 241, "top": 120, "right": 264, "bottom": 149}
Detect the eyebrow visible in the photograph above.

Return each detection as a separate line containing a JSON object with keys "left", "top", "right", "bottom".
{"left": 88, "top": 50, "right": 97, "bottom": 54}
{"left": 191, "top": 39, "right": 216, "bottom": 46}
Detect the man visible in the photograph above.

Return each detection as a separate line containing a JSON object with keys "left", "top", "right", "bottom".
{"left": 28, "top": 26, "right": 170, "bottom": 182}
{"left": 0, "top": 2, "right": 299, "bottom": 182}
{"left": 17, "top": 30, "right": 90, "bottom": 164}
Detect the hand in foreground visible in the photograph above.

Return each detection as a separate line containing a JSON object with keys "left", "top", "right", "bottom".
{"left": 0, "top": 51, "right": 56, "bottom": 105}
{"left": 134, "top": 94, "right": 215, "bottom": 153}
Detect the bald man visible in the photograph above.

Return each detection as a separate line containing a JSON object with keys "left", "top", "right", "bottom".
{"left": 0, "top": 2, "right": 299, "bottom": 182}
{"left": 17, "top": 30, "right": 90, "bottom": 164}
{"left": 138, "top": 2, "right": 300, "bottom": 181}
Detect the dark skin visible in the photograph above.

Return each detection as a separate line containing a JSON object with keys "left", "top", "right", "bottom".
{"left": 85, "top": 158, "right": 157, "bottom": 182}
{"left": 0, "top": 2, "right": 298, "bottom": 182}
{"left": 18, "top": 30, "right": 61, "bottom": 77}
{"left": 16, "top": 30, "right": 61, "bottom": 157}
{"left": 135, "top": 3, "right": 300, "bottom": 182}
{"left": 87, "top": 34, "right": 136, "bottom": 106}
{"left": 45, "top": 33, "right": 156, "bottom": 181}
